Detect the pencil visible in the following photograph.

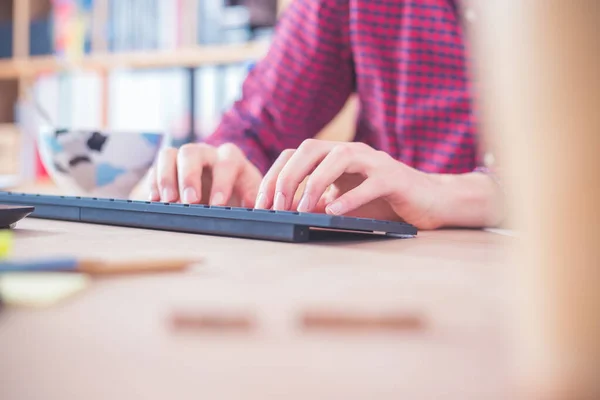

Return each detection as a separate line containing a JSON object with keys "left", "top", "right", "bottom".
{"left": 0, "top": 257, "right": 199, "bottom": 275}
{"left": 79, "top": 258, "right": 198, "bottom": 275}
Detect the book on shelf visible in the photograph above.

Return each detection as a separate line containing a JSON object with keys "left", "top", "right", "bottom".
{"left": 0, "top": 0, "right": 276, "bottom": 59}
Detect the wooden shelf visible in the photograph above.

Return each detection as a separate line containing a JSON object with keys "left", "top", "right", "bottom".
{"left": 0, "top": 41, "right": 270, "bottom": 79}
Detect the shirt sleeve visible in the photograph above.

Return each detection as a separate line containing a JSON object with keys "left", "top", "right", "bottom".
{"left": 202, "top": 0, "right": 355, "bottom": 174}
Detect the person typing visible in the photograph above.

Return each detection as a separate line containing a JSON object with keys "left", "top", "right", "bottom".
{"left": 147, "top": 0, "right": 504, "bottom": 230}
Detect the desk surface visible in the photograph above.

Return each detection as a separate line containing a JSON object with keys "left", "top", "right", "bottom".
{"left": 0, "top": 184, "right": 514, "bottom": 399}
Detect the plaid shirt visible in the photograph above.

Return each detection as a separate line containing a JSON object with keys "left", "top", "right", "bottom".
{"left": 205, "top": 0, "right": 480, "bottom": 175}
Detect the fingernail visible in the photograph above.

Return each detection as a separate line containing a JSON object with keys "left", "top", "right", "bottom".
{"left": 183, "top": 187, "right": 198, "bottom": 203}
{"left": 326, "top": 202, "right": 343, "bottom": 215}
{"left": 162, "top": 187, "right": 176, "bottom": 202}
{"left": 255, "top": 192, "right": 266, "bottom": 209}
{"left": 274, "top": 192, "right": 286, "bottom": 210}
{"left": 297, "top": 193, "right": 311, "bottom": 212}
{"left": 149, "top": 189, "right": 159, "bottom": 201}
{"left": 211, "top": 192, "right": 224, "bottom": 205}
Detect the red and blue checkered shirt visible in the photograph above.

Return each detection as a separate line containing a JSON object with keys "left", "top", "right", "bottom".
{"left": 205, "top": 0, "right": 481, "bottom": 175}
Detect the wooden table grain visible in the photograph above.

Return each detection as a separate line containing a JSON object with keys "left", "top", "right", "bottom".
{"left": 0, "top": 184, "right": 515, "bottom": 399}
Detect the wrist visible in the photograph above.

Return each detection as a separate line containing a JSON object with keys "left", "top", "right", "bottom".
{"left": 430, "top": 171, "right": 505, "bottom": 228}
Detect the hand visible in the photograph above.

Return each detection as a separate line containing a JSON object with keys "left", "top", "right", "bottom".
{"left": 148, "top": 143, "right": 262, "bottom": 207}
{"left": 254, "top": 139, "right": 443, "bottom": 229}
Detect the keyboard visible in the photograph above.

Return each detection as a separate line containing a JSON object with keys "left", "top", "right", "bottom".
{"left": 0, "top": 191, "right": 418, "bottom": 242}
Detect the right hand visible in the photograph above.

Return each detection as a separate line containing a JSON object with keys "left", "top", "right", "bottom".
{"left": 147, "top": 143, "right": 262, "bottom": 207}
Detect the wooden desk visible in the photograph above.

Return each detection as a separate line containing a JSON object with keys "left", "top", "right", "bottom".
{"left": 0, "top": 207, "right": 514, "bottom": 399}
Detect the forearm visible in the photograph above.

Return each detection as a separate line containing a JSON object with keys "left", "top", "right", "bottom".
{"left": 203, "top": 0, "right": 354, "bottom": 175}
{"left": 432, "top": 171, "right": 505, "bottom": 228}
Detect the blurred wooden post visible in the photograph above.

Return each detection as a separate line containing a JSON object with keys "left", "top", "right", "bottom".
{"left": 13, "top": 0, "right": 31, "bottom": 101}
{"left": 12, "top": 0, "right": 30, "bottom": 59}
{"left": 180, "top": 0, "right": 199, "bottom": 48}
{"left": 92, "top": 0, "right": 109, "bottom": 129}
{"left": 468, "top": 1, "right": 600, "bottom": 398}
{"left": 92, "top": 0, "right": 109, "bottom": 54}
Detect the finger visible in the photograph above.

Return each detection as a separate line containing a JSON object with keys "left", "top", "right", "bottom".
{"left": 254, "top": 149, "right": 295, "bottom": 209}
{"left": 209, "top": 144, "right": 245, "bottom": 205}
{"left": 292, "top": 191, "right": 329, "bottom": 213}
{"left": 312, "top": 185, "right": 337, "bottom": 214}
{"left": 147, "top": 166, "right": 160, "bottom": 201}
{"left": 313, "top": 194, "right": 331, "bottom": 214}
{"left": 234, "top": 161, "right": 262, "bottom": 208}
{"left": 297, "top": 144, "right": 369, "bottom": 212}
{"left": 272, "top": 139, "right": 336, "bottom": 211}
{"left": 325, "top": 177, "right": 391, "bottom": 216}
{"left": 156, "top": 147, "right": 179, "bottom": 202}
{"left": 177, "top": 144, "right": 216, "bottom": 204}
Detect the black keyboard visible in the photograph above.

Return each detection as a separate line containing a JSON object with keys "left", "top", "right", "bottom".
{"left": 0, "top": 191, "right": 417, "bottom": 242}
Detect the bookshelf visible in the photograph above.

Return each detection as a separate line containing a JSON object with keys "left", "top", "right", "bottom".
{"left": 0, "top": 41, "right": 270, "bottom": 79}
{"left": 0, "top": 0, "right": 277, "bottom": 99}
{"left": 0, "top": 0, "right": 357, "bottom": 183}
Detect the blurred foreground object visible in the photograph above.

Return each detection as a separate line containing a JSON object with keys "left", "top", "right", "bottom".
{"left": 299, "top": 309, "right": 426, "bottom": 333}
{"left": 0, "top": 230, "right": 12, "bottom": 258}
{"left": 0, "top": 273, "right": 89, "bottom": 308}
{"left": 469, "top": 1, "right": 600, "bottom": 398}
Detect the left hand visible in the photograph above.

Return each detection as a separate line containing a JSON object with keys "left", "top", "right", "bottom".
{"left": 254, "top": 139, "right": 443, "bottom": 229}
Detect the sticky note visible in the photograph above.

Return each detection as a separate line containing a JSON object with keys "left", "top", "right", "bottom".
{"left": 0, "top": 230, "right": 13, "bottom": 258}
{"left": 0, "top": 273, "right": 90, "bottom": 308}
